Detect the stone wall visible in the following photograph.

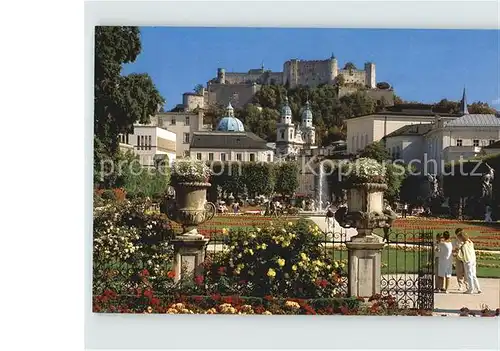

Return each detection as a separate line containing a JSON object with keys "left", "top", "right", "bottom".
{"left": 207, "top": 83, "right": 261, "bottom": 108}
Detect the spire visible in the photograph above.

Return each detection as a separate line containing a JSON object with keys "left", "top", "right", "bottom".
{"left": 226, "top": 102, "right": 234, "bottom": 117}
{"left": 460, "top": 87, "right": 469, "bottom": 115}
{"left": 331, "top": 52, "right": 336, "bottom": 59}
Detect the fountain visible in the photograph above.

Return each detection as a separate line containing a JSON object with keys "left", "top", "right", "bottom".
{"left": 316, "top": 160, "right": 329, "bottom": 212}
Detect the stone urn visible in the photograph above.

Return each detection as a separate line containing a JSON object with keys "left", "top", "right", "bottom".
{"left": 166, "top": 181, "right": 216, "bottom": 237}
{"left": 335, "top": 183, "right": 394, "bottom": 241}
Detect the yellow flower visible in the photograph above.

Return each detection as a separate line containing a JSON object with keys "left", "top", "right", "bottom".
{"left": 340, "top": 263, "right": 346, "bottom": 268}
{"left": 300, "top": 253, "right": 308, "bottom": 261}
{"left": 314, "top": 266, "right": 320, "bottom": 272}
{"left": 237, "top": 253, "right": 242, "bottom": 258}
{"left": 285, "top": 301, "right": 300, "bottom": 309}
{"left": 334, "top": 261, "right": 339, "bottom": 268}
{"left": 267, "top": 268, "right": 276, "bottom": 278}
{"left": 277, "top": 258, "right": 286, "bottom": 267}
{"left": 326, "top": 265, "right": 331, "bottom": 270}
{"left": 256, "top": 227, "right": 261, "bottom": 232}
{"left": 222, "top": 228, "right": 228, "bottom": 234}
{"left": 146, "top": 306, "right": 153, "bottom": 313}
{"left": 287, "top": 222, "right": 293, "bottom": 226}
{"left": 250, "top": 233, "right": 257, "bottom": 239}
{"left": 256, "top": 244, "right": 261, "bottom": 250}
{"left": 282, "top": 241, "right": 290, "bottom": 248}
{"left": 234, "top": 268, "right": 241, "bottom": 275}
{"left": 261, "top": 243, "right": 267, "bottom": 250}
{"left": 248, "top": 249, "right": 254, "bottom": 255}
{"left": 298, "top": 261, "right": 304, "bottom": 267}
{"left": 237, "top": 263, "right": 245, "bottom": 269}
{"left": 292, "top": 265, "right": 297, "bottom": 271}
{"left": 263, "top": 311, "right": 272, "bottom": 315}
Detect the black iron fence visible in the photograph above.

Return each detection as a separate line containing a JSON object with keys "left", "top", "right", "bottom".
{"left": 381, "top": 230, "right": 435, "bottom": 310}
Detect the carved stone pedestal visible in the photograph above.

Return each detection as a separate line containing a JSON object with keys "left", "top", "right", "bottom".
{"left": 346, "top": 234, "right": 385, "bottom": 298}
{"left": 171, "top": 236, "right": 209, "bottom": 283}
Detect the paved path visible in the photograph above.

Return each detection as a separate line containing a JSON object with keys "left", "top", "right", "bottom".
{"left": 434, "top": 277, "right": 500, "bottom": 312}
{"left": 307, "top": 216, "right": 500, "bottom": 254}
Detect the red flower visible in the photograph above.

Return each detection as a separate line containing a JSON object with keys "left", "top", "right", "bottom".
{"left": 167, "top": 271, "right": 176, "bottom": 279}
{"left": 194, "top": 275, "right": 204, "bottom": 285}
{"left": 264, "top": 295, "right": 273, "bottom": 301}
{"left": 136, "top": 288, "right": 142, "bottom": 297}
{"left": 222, "top": 296, "right": 233, "bottom": 304}
{"left": 140, "top": 269, "right": 150, "bottom": 277}
{"left": 193, "top": 296, "right": 203, "bottom": 303}
{"left": 211, "top": 293, "right": 221, "bottom": 301}
{"left": 340, "top": 306, "right": 350, "bottom": 315}
{"left": 144, "top": 289, "right": 153, "bottom": 299}
{"left": 255, "top": 305, "right": 266, "bottom": 314}
{"left": 150, "top": 297, "right": 160, "bottom": 306}
{"left": 218, "top": 266, "right": 226, "bottom": 275}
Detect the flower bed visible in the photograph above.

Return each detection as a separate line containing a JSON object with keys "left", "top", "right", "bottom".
{"left": 93, "top": 289, "right": 432, "bottom": 316}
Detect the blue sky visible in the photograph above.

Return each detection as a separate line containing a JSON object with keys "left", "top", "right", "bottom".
{"left": 122, "top": 27, "right": 500, "bottom": 110}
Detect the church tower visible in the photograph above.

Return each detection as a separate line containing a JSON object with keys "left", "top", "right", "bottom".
{"left": 301, "top": 101, "right": 316, "bottom": 145}
{"left": 276, "top": 96, "right": 296, "bottom": 156}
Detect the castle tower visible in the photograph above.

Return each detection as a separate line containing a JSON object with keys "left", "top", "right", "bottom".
{"left": 459, "top": 87, "right": 469, "bottom": 115}
{"left": 364, "top": 62, "right": 376, "bottom": 88}
{"left": 329, "top": 53, "right": 338, "bottom": 84}
{"left": 217, "top": 68, "right": 226, "bottom": 84}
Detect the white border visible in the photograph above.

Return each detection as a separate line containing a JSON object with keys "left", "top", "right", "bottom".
{"left": 84, "top": 1, "right": 500, "bottom": 350}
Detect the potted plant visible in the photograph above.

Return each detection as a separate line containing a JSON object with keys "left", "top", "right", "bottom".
{"left": 168, "top": 159, "right": 215, "bottom": 236}
{"left": 335, "top": 158, "right": 390, "bottom": 237}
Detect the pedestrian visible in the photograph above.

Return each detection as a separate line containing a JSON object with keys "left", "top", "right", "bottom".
{"left": 325, "top": 206, "right": 335, "bottom": 233}
{"left": 452, "top": 228, "right": 468, "bottom": 292}
{"left": 457, "top": 231, "right": 482, "bottom": 294}
{"left": 434, "top": 233, "right": 442, "bottom": 291}
{"left": 402, "top": 203, "right": 408, "bottom": 218}
{"left": 437, "top": 231, "right": 453, "bottom": 293}
{"left": 232, "top": 201, "right": 240, "bottom": 214}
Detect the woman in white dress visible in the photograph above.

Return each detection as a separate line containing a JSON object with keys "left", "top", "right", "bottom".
{"left": 437, "top": 231, "right": 453, "bottom": 293}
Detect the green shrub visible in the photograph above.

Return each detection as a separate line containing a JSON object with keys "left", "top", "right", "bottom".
{"left": 204, "top": 219, "right": 346, "bottom": 298}
{"left": 101, "top": 189, "right": 117, "bottom": 200}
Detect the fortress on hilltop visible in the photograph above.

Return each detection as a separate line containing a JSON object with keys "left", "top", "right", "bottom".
{"left": 181, "top": 55, "right": 390, "bottom": 110}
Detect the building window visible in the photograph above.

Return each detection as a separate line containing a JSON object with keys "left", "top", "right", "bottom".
{"left": 208, "top": 153, "right": 214, "bottom": 161}
{"left": 281, "top": 130, "right": 285, "bottom": 139}
{"left": 184, "top": 150, "right": 190, "bottom": 158}
{"left": 196, "top": 153, "right": 202, "bottom": 160}
{"left": 171, "top": 118, "right": 176, "bottom": 125}
{"left": 473, "top": 139, "right": 479, "bottom": 147}
{"left": 489, "top": 139, "right": 496, "bottom": 145}
{"left": 267, "top": 154, "right": 271, "bottom": 162}
{"left": 185, "top": 116, "right": 190, "bottom": 126}
{"left": 148, "top": 135, "right": 152, "bottom": 150}
{"left": 220, "top": 153, "right": 226, "bottom": 161}
{"left": 183, "top": 133, "right": 190, "bottom": 144}
{"left": 236, "top": 153, "right": 242, "bottom": 161}
{"left": 456, "top": 139, "right": 462, "bottom": 146}
{"left": 140, "top": 135, "right": 144, "bottom": 150}
{"left": 125, "top": 134, "right": 129, "bottom": 144}
{"left": 137, "top": 136, "right": 140, "bottom": 148}
{"left": 249, "top": 153, "right": 256, "bottom": 162}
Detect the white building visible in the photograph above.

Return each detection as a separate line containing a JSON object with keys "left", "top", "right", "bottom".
{"left": 118, "top": 125, "right": 176, "bottom": 167}
{"left": 345, "top": 104, "right": 458, "bottom": 154}
{"left": 383, "top": 90, "right": 500, "bottom": 174}
{"left": 189, "top": 103, "right": 274, "bottom": 162}
{"left": 275, "top": 98, "right": 317, "bottom": 158}
{"left": 150, "top": 110, "right": 211, "bottom": 158}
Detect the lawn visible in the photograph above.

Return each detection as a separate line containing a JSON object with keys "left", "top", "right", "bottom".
{"left": 170, "top": 214, "right": 500, "bottom": 279}
{"left": 373, "top": 218, "right": 500, "bottom": 251}
{"left": 330, "top": 248, "right": 500, "bottom": 278}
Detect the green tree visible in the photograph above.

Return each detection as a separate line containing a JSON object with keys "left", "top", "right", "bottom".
{"left": 340, "top": 91, "right": 376, "bottom": 119}
{"left": 274, "top": 162, "right": 299, "bottom": 197}
{"left": 359, "top": 142, "right": 390, "bottom": 162}
{"left": 242, "top": 163, "right": 275, "bottom": 198}
{"left": 385, "top": 163, "right": 409, "bottom": 204}
{"left": 194, "top": 84, "right": 204, "bottom": 95}
{"left": 335, "top": 74, "right": 345, "bottom": 87}
{"left": 468, "top": 101, "right": 497, "bottom": 114}
{"left": 94, "top": 26, "right": 164, "bottom": 188}
{"left": 237, "top": 104, "right": 278, "bottom": 141}
{"left": 344, "top": 62, "right": 357, "bottom": 70}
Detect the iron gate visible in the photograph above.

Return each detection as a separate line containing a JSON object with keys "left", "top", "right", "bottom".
{"left": 381, "top": 230, "right": 435, "bottom": 310}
